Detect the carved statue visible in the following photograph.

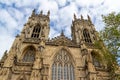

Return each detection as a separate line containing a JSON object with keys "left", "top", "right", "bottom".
{"left": 25, "top": 27, "right": 31, "bottom": 38}
{"left": 15, "top": 42, "right": 21, "bottom": 54}
{"left": 14, "top": 55, "right": 17, "bottom": 64}
{"left": 33, "top": 58, "right": 41, "bottom": 69}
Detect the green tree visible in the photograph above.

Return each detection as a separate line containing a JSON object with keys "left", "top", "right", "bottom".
{"left": 100, "top": 12, "right": 120, "bottom": 79}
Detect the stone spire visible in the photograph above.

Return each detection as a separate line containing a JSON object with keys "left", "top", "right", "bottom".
{"left": 40, "top": 10, "right": 43, "bottom": 15}
{"left": 87, "top": 15, "right": 92, "bottom": 23}
{"left": 31, "top": 9, "right": 36, "bottom": 16}
{"left": 74, "top": 13, "right": 77, "bottom": 20}
{"left": 61, "top": 30, "right": 64, "bottom": 36}
{"left": 47, "top": 10, "right": 50, "bottom": 16}
{"left": 81, "top": 15, "right": 83, "bottom": 20}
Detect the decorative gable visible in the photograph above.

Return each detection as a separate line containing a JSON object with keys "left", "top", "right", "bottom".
{"left": 46, "top": 32, "right": 80, "bottom": 48}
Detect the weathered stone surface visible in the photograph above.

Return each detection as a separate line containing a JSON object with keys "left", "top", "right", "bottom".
{"left": 0, "top": 10, "right": 110, "bottom": 80}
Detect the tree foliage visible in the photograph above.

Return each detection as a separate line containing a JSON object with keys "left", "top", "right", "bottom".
{"left": 100, "top": 12, "right": 120, "bottom": 79}
{"left": 101, "top": 12, "right": 120, "bottom": 61}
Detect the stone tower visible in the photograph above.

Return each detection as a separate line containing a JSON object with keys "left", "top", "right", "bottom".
{"left": 71, "top": 14, "right": 97, "bottom": 45}
{"left": 0, "top": 10, "right": 110, "bottom": 80}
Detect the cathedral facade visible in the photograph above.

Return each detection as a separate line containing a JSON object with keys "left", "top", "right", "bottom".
{"left": 0, "top": 10, "right": 110, "bottom": 80}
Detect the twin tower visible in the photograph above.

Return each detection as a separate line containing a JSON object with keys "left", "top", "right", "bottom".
{"left": 0, "top": 10, "right": 110, "bottom": 80}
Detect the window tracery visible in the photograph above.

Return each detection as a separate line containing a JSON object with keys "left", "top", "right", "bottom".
{"left": 22, "top": 47, "right": 35, "bottom": 62}
{"left": 52, "top": 49, "right": 74, "bottom": 80}
{"left": 83, "top": 29, "right": 92, "bottom": 43}
{"left": 91, "top": 52, "right": 101, "bottom": 67}
{"left": 92, "top": 55, "right": 100, "bottom": 67}
{"left": 31, "top": 25, "right": 41, "bottom": 38}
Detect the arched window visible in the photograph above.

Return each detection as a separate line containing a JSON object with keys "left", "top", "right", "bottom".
{"left": 31, "top": 25, "right": 41, "bottom": 38}
{"left": 91, "top": 51, "right": 101, "bottom": 67}
{"left": 52, "top": 49, "right": 74, "bottom": 80}
{"left": 22, "top": 46, "right": 35, "bottom": 62}
{"left": 83, "top": 29, "right": 92, "bottom": 43}
{"left": 92, "top": 55, "right": 100, "bottom": 67}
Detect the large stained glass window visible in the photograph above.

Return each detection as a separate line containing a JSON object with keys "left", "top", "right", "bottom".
{"left": 22, "top": 46, "right": 35, "bottom": 62}
{"left": 52, "top": 49, "right": 74, "bottom": 80}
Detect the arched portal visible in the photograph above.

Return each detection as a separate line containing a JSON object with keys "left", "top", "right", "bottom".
{"left": 52, "top": 49, "right": 74, "bottom": 80}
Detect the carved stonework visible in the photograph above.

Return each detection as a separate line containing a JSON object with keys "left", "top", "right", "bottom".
{"left": 46, "top": 32, "right": 80, "bottom": 47}
{"left": 25, "top": 27, "right": 31, "bottom": 38}
{"left": 23, "top": 38, "right": 40, "bottom": 43}
{"left": 17, "top": 72, "right": 27, "bottom": 80}
{"left": 0, "top": 10, "right": 111, "bottom": 80}
{"left": 30, "top": 70, "right": 41, "bottom": 80}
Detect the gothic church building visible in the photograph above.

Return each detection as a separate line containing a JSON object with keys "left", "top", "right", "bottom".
{"left": 0, "top": 10, "right": 110, "bottom": 80}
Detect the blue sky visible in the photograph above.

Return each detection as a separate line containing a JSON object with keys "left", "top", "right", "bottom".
{"left": 0, "top": 0, "right": 120, "bottom": 58}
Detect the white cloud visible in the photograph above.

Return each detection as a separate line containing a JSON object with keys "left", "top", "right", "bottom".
{"left": 103, "top": 0, "right": 120, "bottom": 13}
{"left": 55, "top": 0, "right": 67, "bottom": 7}
{"left": 0, "top": 9, "right": 17, "bottom": 32}
{"left": 0, "top": 36, "right": 15, "bottom": 58}
{"left": 0, "top": 0, "right": 120, "bottom": 59}
{"left": 75, "top": 0, "right": 104, "bottom": 7}
{"left": 38, "top": 0, "right": 58, "bottom": 15}
{"left": 55, "top": 2, "right": 78, "bottom": 31}
{"left": 49, "top": 27, "right": 60, "bottom": 38}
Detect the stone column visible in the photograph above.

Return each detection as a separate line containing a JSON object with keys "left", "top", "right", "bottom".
{"left": 30, "top": 50, "right": 41, "bottom": 80}
{"left": 87, "top": 53, "right": 97, "bottom": 80}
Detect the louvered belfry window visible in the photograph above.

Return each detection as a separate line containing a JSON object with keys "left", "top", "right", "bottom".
{"left": 83, "top": 29, "right": 92, "bottom": 43}
{"left": 31, "top": 26, "right": 41, "bottom": 38}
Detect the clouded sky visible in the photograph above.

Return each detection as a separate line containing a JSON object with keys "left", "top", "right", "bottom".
{"left": 0, "top": 0, "right": 120, "bottom": 58}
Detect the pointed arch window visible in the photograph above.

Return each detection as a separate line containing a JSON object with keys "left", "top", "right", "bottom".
{"left": 22, "top": 46, "right": 35, "bottom": 62}
{"left": 83, "top": 29, "right": 92, "bottom": 43}
{"left": 92, "top": 55, "right": 100, "bottom": 67}
{"left": 91, "top": 52, "right": 101, "bottom": 67}
{"left": 52, "top": 49, "right": 74, "bottom": 80}
{"left": 31, "top": 25, "right": 41, "bottom": 38}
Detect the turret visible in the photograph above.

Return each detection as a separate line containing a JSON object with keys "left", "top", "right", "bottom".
{"left": 20, "top": 10, "right": 50, "bottom": 41}
{"left": 74, "top": 13, "right": 77, "bottom": 20}
{"left": 87, "top": 15, "right": 92, "bottom": 23}
{"left": 31, "top": 9, "right": 36, "bottom": 16}
{"left": 81, "top": 15, "right": 83, "bottom": 20}
{"left": 71, "top": 14, "right": 98, "bottom": 46}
